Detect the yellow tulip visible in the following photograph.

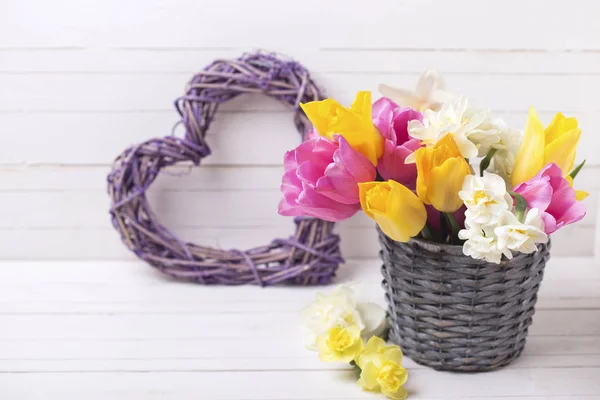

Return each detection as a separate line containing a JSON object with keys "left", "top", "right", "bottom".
{"left": 566, "top": 176, "right": 589, "bottom": 201}
{"left": 415, "top": 134, "right": 472, "bottom": 212}
{"left": 512, "top": 108, "right": 582, "bottom": 186}
{"left": 316, "top": 325, "right": 364, "bottom": 363}
{"left": 300, "top": 91, "right": 384, "bottom": 165}
{"left": 359, "top": 180, "right": 427, "bottom": 243}
{"left": 357, "top": 338, "right": 408, "bottom": 400}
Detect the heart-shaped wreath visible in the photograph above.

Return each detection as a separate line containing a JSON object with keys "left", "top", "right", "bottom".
{"left": 107, "top": 52, "right": 343, "bottom": 286}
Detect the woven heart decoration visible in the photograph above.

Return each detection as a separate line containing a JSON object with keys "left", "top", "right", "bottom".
{"left": 107, "top": 52, "right": 343, "bottom": 286}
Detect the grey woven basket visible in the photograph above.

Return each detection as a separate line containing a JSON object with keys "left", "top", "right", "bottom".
{"left": 378, "top": 228, "right": 551, "bottom": 372}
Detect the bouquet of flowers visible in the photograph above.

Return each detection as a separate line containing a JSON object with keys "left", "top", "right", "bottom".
{"left": 279, "top": 71, "right": 588, "bottom": 263}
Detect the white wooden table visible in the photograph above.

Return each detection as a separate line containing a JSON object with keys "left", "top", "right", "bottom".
{"left": 1, "top": 258, "right": 599, "bottom": 399}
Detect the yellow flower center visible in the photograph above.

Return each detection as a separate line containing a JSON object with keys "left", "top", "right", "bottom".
{"left": 473, "top": 190, "right": 487, "bottom": 203}
{"left": 326, "top": 327, "right": 354, "bottom": 352}
{"left": 472, "top": 190, "right": 497, "bottom": 207}
{"left": 377, "top": 362, "right": 405, "bottom": 393}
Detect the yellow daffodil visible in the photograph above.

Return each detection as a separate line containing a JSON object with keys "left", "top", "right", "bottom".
{"left": 415, "top": 134, "right": 472, "bottom": 212}
{"left": 356, "top": 336, "right": 399, "bottom": 369}
{"left": 316, "top": 325, "right": 364, "bottom": 363}
{"left": 359, "top": 180, "right": 427, "bottom": 243}
{"left": 300, "top": 91, "right": 384, "bottom": 165}
{"left": 357, "top": 337, "right": 408, "bottom": 400}
{"left": 512, "top": 108, "right": 582, "bottom": 186}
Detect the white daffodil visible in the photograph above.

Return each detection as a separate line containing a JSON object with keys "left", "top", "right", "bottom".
{"left": 468, "top": 117, "right": 505, "bottom": 157}
{"left": 488, "top": 124, "right": 523, "bottom": 183}
{"left": 458, "top": 223, "right": 505, "bottom": 264}
{"left": 300, "top": 285, "right": 386, "bottom": 350}
{"left": 407, "top": 96, "right": 497, "bottom": 159}
{"left": 378, "top": 69, "right": 455, "bottom": 112}
{"left": 494, "top": 208, "right": 548, "bottom": 258}
{"left": 459, "top": 173, "right": 512, "bottom": 225}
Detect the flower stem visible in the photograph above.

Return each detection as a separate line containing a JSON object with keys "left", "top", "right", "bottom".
{"left": 479, "top": 148, "right": 498, "bottom": 177}
{"left": 444, "top": 212, "right": 461, "bottom": 244}
{"left": 421, "top": 224, "right": 433, "bottom": 241}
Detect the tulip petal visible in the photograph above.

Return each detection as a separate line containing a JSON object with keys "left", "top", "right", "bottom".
{"left": 300, "top": 99, "right": 344, "bottom": 139}
{"left": 428, "top": 158, "right": 471, "bottom": 212}
{"left": 513, "top": 175, "right": 553, "bottom": 211}
{"left": 372, "top": 98, "right": 397, "bottom": 142}
{"left": 371, "top": 180, "right": 426, "bottom": 242}
{"left": 576, "top": 190, "right": 589, "bottom": 201}
{"left": 350, "top": 91, "right": 373, "bottom": 120}
{"left": 545, "top": 112, "right": 579, "bottom": 144}
{"left": 512, "top": 107, "right": 546, "bottom": 186}
{"left": 296, "top": 185, "right": 360, "bottom": 221}
{"left": 377, "top": 140, "right": 418, "bottom": 188}
{"left": 393, "top": 107, "right": 423, "bottom": 144}
{"left": 541, "top": 212, "right": 559, "bottom": 235}
{"left": 544, "top": 127, "right": 582, "bottom": 177}
{"left": 335, "top": 137, "right": 377, "bottom": 183}
{"left": 358, "top": 182, "right": 379, "bottom": 219}
{"left": 415, "top": 147, "right": 433, "bottom": 205}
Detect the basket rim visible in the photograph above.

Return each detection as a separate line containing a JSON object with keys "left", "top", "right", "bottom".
{"left": 377, "top": 226, "right": 551, "bottom": 265}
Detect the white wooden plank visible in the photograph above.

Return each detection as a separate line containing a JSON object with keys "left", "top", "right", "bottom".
{"left": 0, "top": 305, "right": 597, "bottom": 341}
{"left": 0, "top": 258, "right": 596, "bottom": 312}
{"left": 2, "top": 0, "right": 600, "bottom": 50}
{"left": 1, "top": 368, "right": 599, "bottom": 399}
{"left": 0, "top": 109, "right": 599, "bottom": 165}
{"left": 3, "top": 48, "right": 600, "bottom": 74}
{"left": 2, "top": 354, "right": 600, "bottom": 373}
{"left": 0, "top": 335, "right": 598, "bottom": 372}
{"left": 0, "top": 336, "right": 597, "bottom": 363}
{"left": 0, "top": 224, "right": 594, "bottom": 260}
{"left": 4, "top": 73, "right": 600, "bottom": 114}
{"left": 0, "top": 223, "right": 594, "bottom": 260}
{"left": 0, "top": 111, "right": 301, "bottom": 166}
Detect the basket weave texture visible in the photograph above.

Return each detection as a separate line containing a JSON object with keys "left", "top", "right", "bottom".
{"left": 378, "top": 228, "right": 551, "bottom": 372}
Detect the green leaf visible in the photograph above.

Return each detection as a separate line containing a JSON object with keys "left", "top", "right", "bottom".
{"left": 508, "top": 190, "right": 528, "bottom": 222}
{"left": 479, "top": 148, "right": 498, "bottom": 177}
{"left": 569, "top": 159, "right": 586, "bottom": 180}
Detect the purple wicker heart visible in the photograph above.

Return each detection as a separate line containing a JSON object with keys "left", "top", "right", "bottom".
{"left": 107, "top": 51, "right": 343, "bottom": 286}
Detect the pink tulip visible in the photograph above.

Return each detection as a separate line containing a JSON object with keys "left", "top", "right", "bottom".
{"left": 278, "top": 136, "right": 376, "bottom": 222}
{"left": 372, "top": 98, "right": 423, "bottom": 189}
{"left": 513, "top": 163, "right": 586, "bottom": 234}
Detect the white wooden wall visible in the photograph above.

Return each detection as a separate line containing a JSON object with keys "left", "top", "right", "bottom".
{"left": 1, "top": 0, "right": 599, "bottom": 261}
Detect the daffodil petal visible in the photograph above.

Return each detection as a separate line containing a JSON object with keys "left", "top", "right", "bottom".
{"left": 357, "top": 362, "right": 380, "bottom": 391}
{"left": 383, "top": 386, "right": 408, "bottom": 400}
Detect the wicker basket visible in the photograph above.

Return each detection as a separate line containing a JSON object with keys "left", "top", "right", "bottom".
{"left": 378, "top": 228, "right": 551, "bottom": 372}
